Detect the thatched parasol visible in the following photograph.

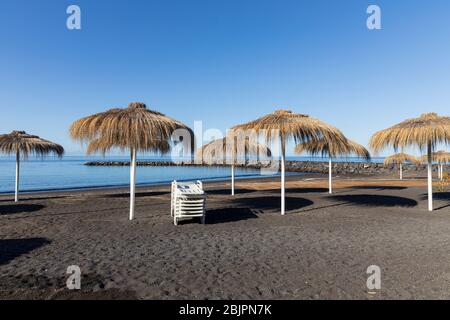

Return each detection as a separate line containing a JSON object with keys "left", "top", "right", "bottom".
{"left": 370, "top": 112, "right": 450, "bottom": 211}
{"left": 231, "top": 109, "right": 347, "bottom": 215}
{"left": 70, "top": 102, "right": 191, "bottom": 220}
{"left": 420, "top": 151, "right": 450, "bottom": 180}
{"left": 383, "top": 153, "right": 420, "bottom": 180}
{"left": 195, "top": 136, "right": 271, "bottom": 195}
{"left": 431, "top": 151, "right": 450, "bottom": 164}
{"left": 295, "top": 138, "right": 370, "bottom": 193}
{"left": 434, "top": 151, "right": 450, "bottom": 180}
{"left": 0, "top": 131, "right": 64, "bottom": 202}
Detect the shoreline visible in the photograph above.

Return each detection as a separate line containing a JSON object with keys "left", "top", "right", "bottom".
{"left": 0, "top": 171, "right": 308, "bottom": 196}
{"left": 0, "top": 171, "right": 432, "bottom": 200}
{"left": 0, "top": 160, "right": 439, "bottom": 196}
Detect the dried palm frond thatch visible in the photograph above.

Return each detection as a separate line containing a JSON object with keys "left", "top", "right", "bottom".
{"left": 369, "top": 112, "right": 450, "bottom": 211}
{"left": 295, "top": 138, "right": 370, "bottom": 160}
{"left": 70, "top": 102, "right": 191, "bottom": 153}
{"left": 370, "top": 113, "right": 450, "bottom": 152}
{"left": 0, "top": 131, "right": 64, "bottom": 202}
{"left": 195, "top": 137, "right": 271, "bottom": 165}
{"left": 295, "top": 137, "right": 370, "bottom": 193}
{"left": 419, "top": 151, "right": 450, "bottom": 181}
{"left": 231, "top": 109, "right": 347, "bottom": 215}
{"left": 231, "top": 109, "right": 347, "bottom": 144}
{"left": 434, "top": 151, "right": 450, "bottom": 164}
{"left": 384, "top": 153, "right": 421, "bottom": 166}
{"left": 86, "top": 137, "right": 171, "bottom": 156}
{"left": 383, "top": 153, "right": 420, "bottom": 180}
{"left": 0, "top": 131, "right": 64, "bottom": 159}
{"left": 419, "top": 151, "right": 450, "bottom": 164}
{"left": 195, "top": 137, "right": 271, "bottom": 195}
{"left": 434, "top": 151, "right": 450, "bottom": 181}
{"left": 70, "top": 102, "right": 192, "bottom": 220}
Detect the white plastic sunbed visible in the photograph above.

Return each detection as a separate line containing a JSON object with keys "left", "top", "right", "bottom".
{"left": 171, "top": 180, "right": 206, "bottom": 225}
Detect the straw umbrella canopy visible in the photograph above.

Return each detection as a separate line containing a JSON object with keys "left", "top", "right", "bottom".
{"left": 195, "top": 137, "right": 272, "bottom": 195}
{"left": 419, "top": 151, "right": 450, "bottom": 163}
{"left": 295, "top": 138, "right": 370, "bottom": 194}
{"left": 370, "top": 112, "right": 450, "bottom": 211}
{"left": 419, "top": 151, "right": 450, "bottom": 180}
{"left": 434, "top": 151, "right": 450, "bottom": 180}
{"left": 0, "top": 131, "right": 64, "bottom": 202}
{"left": 231, "top": 109, "right": 347, "bottom": 215}
{"left": 383, "top": 153, "right": 420, "bottom": 180}
{"left": 431, "top": 151, "right": 450, "bottom": 163}
{"left": 70, "top": 102, "right": 192, "bottom": 220}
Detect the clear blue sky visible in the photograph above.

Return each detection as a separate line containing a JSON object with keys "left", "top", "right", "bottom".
{"left": 0, "top": 0, "right": 449, "bottom": 156}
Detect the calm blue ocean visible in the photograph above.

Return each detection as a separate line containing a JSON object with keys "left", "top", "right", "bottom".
{"left": 0, "top": 156, "right": 383, "bottom": 194}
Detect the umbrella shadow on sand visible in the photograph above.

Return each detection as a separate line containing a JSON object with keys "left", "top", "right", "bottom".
{"left": 0, "top": 204, "right": 46, "bottom": 215}
{"left": 420, "top": 192, "right": 450, "bottom": 210}
{"left": 329, "top": 194, "right": 418, "bottom": 207}
{"left": 350, "top": 186, "right": 408, "bottom": 191}
{"left": 431, "top": 192, "right": 450, "bottom": 200}
{"left": 0, "top": 238, "right": 51, "bottom": 265}
{"left": 233, "top": 196, "right": 314, "bottom": 212}
{"left": 204, "top": 208, "right": 258, "bottom": 224}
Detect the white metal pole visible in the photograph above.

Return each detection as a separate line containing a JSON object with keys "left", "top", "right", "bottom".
{"left": 129, "top": 148, "right": 137, "bottom": 220}
{"left": 281, "top": 137, "right": 286, "bottom": 215}
{"left": 400, "top": 163, "right": 403, "bottom": 180}
{"left": 231, "top": 164, "right": 235, "bottom": 196}
{"left": 15, "top": 150, "right": 20, "bottom": 202}
{"left": 440, "top": 164, "right": 443, "bottom": 180}
{"left": 427, "top": 143, "right": 433, "bottom": 212}
{"left": 328, "top": 156, "right": 332, "bottom": 194}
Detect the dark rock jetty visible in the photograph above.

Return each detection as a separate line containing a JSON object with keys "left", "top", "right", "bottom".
{"left": 85, "top": 160, "right": 435, "bottom": 175}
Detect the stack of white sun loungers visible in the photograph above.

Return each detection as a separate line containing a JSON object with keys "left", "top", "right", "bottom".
{"left": 171, "top": 180, "right": 206, "bottom": 225}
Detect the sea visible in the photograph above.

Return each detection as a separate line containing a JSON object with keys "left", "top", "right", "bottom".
{"left": 0, "top": 155, "right": 384, "bottom": 194}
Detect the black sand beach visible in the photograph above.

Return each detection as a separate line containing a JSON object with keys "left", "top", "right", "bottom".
{"left": 0, "top": 174, "right": 449, "bottom": 299}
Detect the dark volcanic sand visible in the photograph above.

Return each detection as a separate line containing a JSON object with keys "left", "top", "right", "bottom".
{"left": 0, "top": 175, "right": 449, "bottom": 300}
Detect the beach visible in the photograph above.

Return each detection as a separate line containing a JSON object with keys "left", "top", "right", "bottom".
{"left": 2, "top": 0, "right": 450, "bottom": 307}
{"left": 1, "top": 172, "right": 449, "bottom": 300}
